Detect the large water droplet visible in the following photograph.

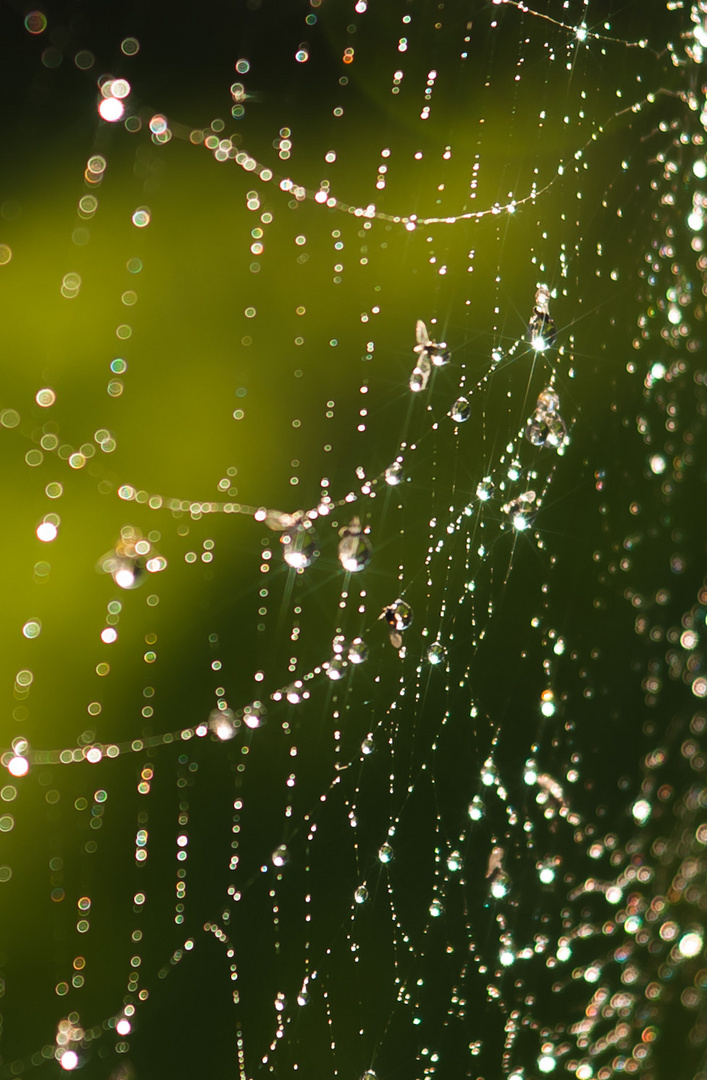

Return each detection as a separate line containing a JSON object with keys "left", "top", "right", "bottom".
{"left": 338, "top": 517, "right": 372, "bottom": 572}
{"left": 326, "top": 657, "right": 346, "bottom": 680}
{"left": 427, "top": 642, "right": 446, "bottom": 665}
{"left": 281, "top": 524, "right": 318, "bottom": 568}
{"left": 385, "top": 461, "right": 403, "bottom": 485}
{"left": 354, "top": 885, "right": 369, "bottom": 904}
{"left": 450, "top": 397, "right": 470, "bottom": 422}
{"left": 378, "top": 842, "right": 393, "bottom": 863}
{"left": 348, "top": 638, "right": 368, "bottom": 664}
{"left": 447, "top": 850, "right": 462, "bottom": 871}
{"left": 272, "top": 844, "right": 289, "bottom": 867}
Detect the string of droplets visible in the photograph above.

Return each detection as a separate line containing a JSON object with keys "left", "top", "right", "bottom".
{"left": 3, "top": 288, "right": 569, "bottom": 775}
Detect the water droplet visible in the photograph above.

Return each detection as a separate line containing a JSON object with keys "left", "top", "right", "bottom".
{"left": 409, "top": 356, "right": 431, "bottom": 392}
{"left": 468, "top": 796, "right": 484, "bottom": 820}
{"left": 528, "top": 285, "right": 556, "bottom": 351}
{"left": 326, "top": 657, "right": 345, "bottom": 680}
{"left": 450, "top": 397, "right": 470, "bottom": 423}
{"left": 381, "top": 599, "right": 413, "bottom": 648}
{"left": 429, "top": 898, "right": 444, "bottom": 917}
{"left": 385, "top": 461, "right": 403, "bottom": 485}
{"left": 378, "top": 843, "right": 393, "bottom": 863}
{"left": 338, "top": 517, "right": 372, "bottom": 572}
{"left": 272, "top": 845, "right": 289, "bottom": 867}
{"left": 348, "top": 638, "right": 368, "bottom": 664}
{"left": 427, "top": 642, "right": 446, "bottom": 665}
{"left": 354, "top": 885, "right": 369, "bottom": 904}
{"left": 447, "top": 850, "right": 462, "bottom": 871}
{"left": 281, "top": 524, "right": 318, "bottom": 569}
{"left": 361, "top": 736, "right": 375, "bottom": 755}
{"left": 476, "top": 478, "right": 494, "bottom": 501}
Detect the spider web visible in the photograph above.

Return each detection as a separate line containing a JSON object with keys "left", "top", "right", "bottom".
{"left": 1, "top": 2, "right": 706, "bottom": 1079}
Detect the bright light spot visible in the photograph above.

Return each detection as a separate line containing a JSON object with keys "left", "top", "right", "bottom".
{"left": 244, "top": 713, "right": 261, "bottom": 729}
{"left": 539, "top": 866, "right": 555, "bottom": 884}
{"left": 584, "top": 965, "right": 600, "bottom": 982}
{"left": 513, "top": 513, "right": 529, "bottom": 531}
{"left": 60, "top": 1051, "right": 79, "bottom": 1071}
{"left": 632, "top": 798, "right": 651, "bottom": 824}
{"left": 557, "top": 944, "right": 571, "bottom": 962}
{"left": 8, "top": 756, "right": 29, "bottom": 777}
{"left": 649, "top": 454, "right": 666, "bottom": 474}
{"left": 499, "top": 949, "right": 514, "bottom": 966}
{"left": 606, "top": 886, "right": 622, "bottom": 904}
{"left": 99, "top": 96, "right": 124, "bottom": 122}
{"left": 111, "top": 79, "right": 130, "bottom": 98}
{"left": 538, "top": 1054, "right": 556, "bottom": 1073}
{"left": 116, "top": 1018, "right": 131, "bottom": 1035}
{"left": 576, "top": 1067, "right": 593, "bottom": 1079}
{"left": 678, "top": 930, "right": 704, "bottom": 958}
{"left": 115, "top": 567, "right": 136, "bottom": 589}
{"left": 694, "top": 160, "right": 707, "bottom": 179}
{"left": 283, "top": 550, "right": 309, "bottom": 569}
{"left": 667, "top": 305, "right": 682, "bottom": 325}
{"left": 490, "top": 879, "right": 508, "bottom": 899}
{"left": 36, "top": 521, "right": 58, "bottom": 542}
{"left": 101, "top": 628, "right": 118, "bottom": 644}
{"left": 215, "top": 719, "right": 236, "bottom": 740}
{"left": 625, "top": 915, "right": 641, "bottom": 933}
{"left": 86, "top": 747, "right": 102, "bottom": 763}
{"left": 576, "top": 24, "right": 587, "bottom": 41}
{"left": 688, "top": 210, "right": 704, "bottom": 231}
{"left": 531, "top": 335, "right": 548, "bottom": 352}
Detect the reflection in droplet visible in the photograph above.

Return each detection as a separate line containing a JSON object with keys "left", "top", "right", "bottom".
{"left": 348, "top": 638, "right": 368, "bottom": 664}
{"left": 272, "top": 845, "right": 289, "bottom": 867}
{"left": 447, "top": 850, "right": 462, "bottom": 871}
{"left": 528, "top": 285, "right": 556, "bottom": 351}
{"left": 354, "top": 885, "right": 368, "bottom": 904}
{"left": 281, "top": 523, "right": 318, "bottom": 569}
{"left": 380, "top": 599, "right": 413, "bottom": 649}
{"left": 338, "top": 516, "right": 372, "bottom": 572}
{"left": 208, "top": 708, "right": 237, "bottom": 740}
{"left": 429, "top": 898, "right": 443, "bottom": 917}
{"left": 378, "top": 843, "right": 393, "bottom": 863}
{"left": 385, "top": 461, "right": 403, "bottom": 485}
{"left": 450, "top": 397, "right": 470, "bottom": 423}
{"left": 427, "top": 642, "right": 446, "bottom": 665}
{"left": 326, "top": 657, "right": 345, "bottom": 680}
